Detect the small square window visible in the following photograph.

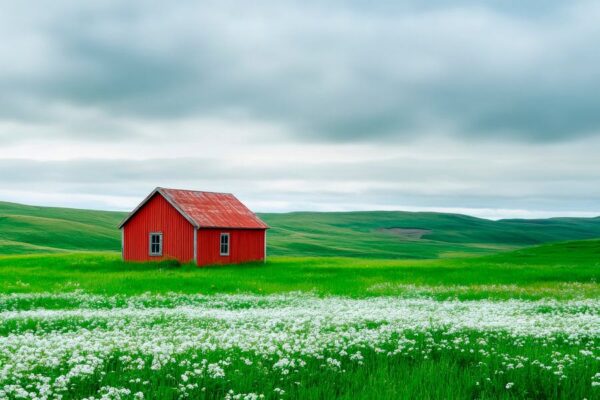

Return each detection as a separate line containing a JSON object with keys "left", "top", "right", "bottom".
{"left": 220, "top": 233, "right": 230, "bottom": 256}
{"left": 149, "top": 233, "right": 163, "bottom": 256}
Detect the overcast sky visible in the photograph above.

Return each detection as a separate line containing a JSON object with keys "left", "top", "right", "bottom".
{"left": 1, "top": 1, "right": 599, "bottom": 219}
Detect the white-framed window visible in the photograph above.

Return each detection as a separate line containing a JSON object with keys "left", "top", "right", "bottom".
{"left": 220, "top": 233, "right": 230, "bottom": 256}
{"left": 149, "top": 232, "right": 163, "bottom": 256}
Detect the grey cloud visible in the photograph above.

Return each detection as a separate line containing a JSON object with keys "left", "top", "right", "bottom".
{"left": 1, "top": 1, "right": 600, "bottom": 142}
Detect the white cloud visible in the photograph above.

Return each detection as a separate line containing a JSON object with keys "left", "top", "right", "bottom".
{"left": 0, "top": 131, "right": 599, "bottom": 217}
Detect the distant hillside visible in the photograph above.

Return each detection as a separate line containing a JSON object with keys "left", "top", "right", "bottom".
{"left": 0, "top": 202, "right": 125, "bottom": 255}
{"left": 260, "top": 211, "right": 600, "bottom": 258}
{"left": 0, "top": 201, "right": 599, "bottom": 258}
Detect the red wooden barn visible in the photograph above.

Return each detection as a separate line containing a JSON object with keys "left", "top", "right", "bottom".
{"left": 119, "top": 188, "right": 269, "bottom": 266}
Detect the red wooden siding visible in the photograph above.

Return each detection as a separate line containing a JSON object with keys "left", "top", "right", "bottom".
{"left": 123, "top": 194, "right": 195, "bottom": 262}
{"left": 197, "top": 228, "right": 265, "bottom": 266}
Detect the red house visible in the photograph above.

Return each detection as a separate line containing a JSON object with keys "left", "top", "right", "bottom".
{"left": 119, "top": 188, "right": 269, "bottom": 266}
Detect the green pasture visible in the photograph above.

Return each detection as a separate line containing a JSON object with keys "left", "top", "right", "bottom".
{"left": 1, "top": 201, "right": 599, "bottom": 399}
{"left": 0, "top": 239, "right": 598, "bottom": 300}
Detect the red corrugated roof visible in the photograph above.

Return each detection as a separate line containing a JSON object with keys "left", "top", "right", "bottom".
{"left": 119, "top": 188, "right": 269, "bottom": 229}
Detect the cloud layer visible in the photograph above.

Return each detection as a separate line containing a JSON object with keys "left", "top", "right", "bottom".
{"left": 0, "top": 1, "right": 599, "bottom": 218}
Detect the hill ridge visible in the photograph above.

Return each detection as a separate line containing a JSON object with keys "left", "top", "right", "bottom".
{"left": 1, "top": 201, "right": 600, "bottom": 258}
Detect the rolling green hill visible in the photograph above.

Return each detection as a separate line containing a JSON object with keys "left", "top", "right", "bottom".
{"left": 261, "top": 211, "right": 600, "bottom": 258}
{"left": 0, "top": 202, "right": 125, "bottom": 255}
{"left": 1, "top": 201, "right": 599, "bottom": 258}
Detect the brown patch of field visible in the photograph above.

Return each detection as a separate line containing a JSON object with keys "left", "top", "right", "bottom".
{"left": 376, "top": 227, "right": 432, "bottom": 239}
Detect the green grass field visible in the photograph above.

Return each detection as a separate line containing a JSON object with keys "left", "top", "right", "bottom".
{"left": 0, "top": 239, "right": 599, "bottom": 300}
{"left": 0, "top": 240, "right": 599, "bottom": 399}
{"left": 0, "top": 201, "right": 599, "bottom": 399}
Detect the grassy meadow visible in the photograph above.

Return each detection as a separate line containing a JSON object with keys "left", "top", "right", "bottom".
{"left": 1, "top": 292, "right": 598, "bottom": 400}
{"left": 0, "top": 201, "right": 599, "bottom": 399}
{"left": 0, "top": 239, "right": 599, "bottom": 300}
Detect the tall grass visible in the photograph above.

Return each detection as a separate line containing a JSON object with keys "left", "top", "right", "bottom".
{"left": 1, "top": 240, "right": 598, "bottom": 398}
{"left": 1, "top": 293, "right": 598, "bottom": 399}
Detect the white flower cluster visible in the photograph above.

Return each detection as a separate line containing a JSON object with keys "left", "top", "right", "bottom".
{"left": 0, "top": 293, "right": 597, "bottom": 399}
